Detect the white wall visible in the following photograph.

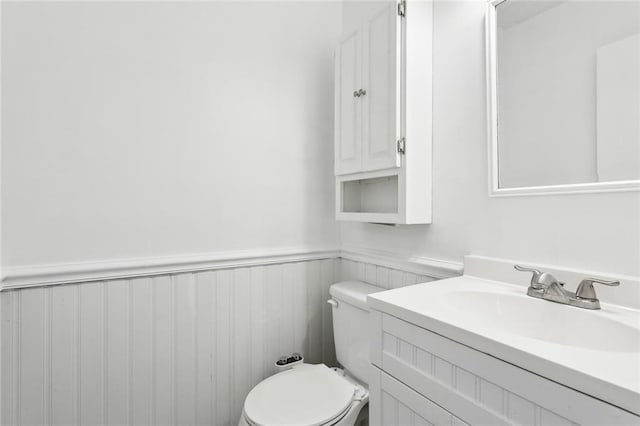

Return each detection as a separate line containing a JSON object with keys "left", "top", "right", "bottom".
{"left": 1, "top": 1, "right": 341, "bottom": 268}
{"left": 340, "top": 0, "right": 640, "bottom": 277}
{"left": 497, "top": 1, "right": 640, "bottom": 187}
{"left": 1, "top": 3, "right": 343, "bottom": 424}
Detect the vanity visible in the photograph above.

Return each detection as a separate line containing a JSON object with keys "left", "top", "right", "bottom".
{"left": 367, "top": 255, "right": 640, "bottom": 426}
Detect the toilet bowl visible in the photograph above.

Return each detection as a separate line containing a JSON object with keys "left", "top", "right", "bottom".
{"left": 239, "top": 281, "right": 382, "bottom": 426}
{"left": 239, "top": 364, "right": 368, "bottom": 426}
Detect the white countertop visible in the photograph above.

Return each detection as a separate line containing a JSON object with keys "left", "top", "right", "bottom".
{"left": 367, "top": 276, "right": 640, "bottom": 415}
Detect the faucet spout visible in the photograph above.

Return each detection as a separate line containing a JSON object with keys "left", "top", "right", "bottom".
{"left": 541, "top": 281, "right": 572, "bottom": 304}
{"left": 514, "top": 263, "right": 619, "bottom": 310}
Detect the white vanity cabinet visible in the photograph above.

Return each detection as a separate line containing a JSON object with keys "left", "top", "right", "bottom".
{"left": 369, "top": 311, "right": 640, "bottom": 426}
{"left": 334, "top": 0, "right": 432, "bottom": 224}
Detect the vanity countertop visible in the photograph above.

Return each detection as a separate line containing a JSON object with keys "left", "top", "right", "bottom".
{"left": 367, "top": 276, "right": 640, "bottom": 416}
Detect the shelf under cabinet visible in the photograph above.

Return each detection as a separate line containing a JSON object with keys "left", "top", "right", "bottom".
{"left": 336, "top": 169, "right": 404, "bottom": 224}
{"left": 335, "top": 212, "right": 402, "bottom": 224}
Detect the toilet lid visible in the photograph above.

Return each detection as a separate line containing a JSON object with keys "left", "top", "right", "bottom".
{"left": 244, "top": 364, "right": 356, "bottom": 426}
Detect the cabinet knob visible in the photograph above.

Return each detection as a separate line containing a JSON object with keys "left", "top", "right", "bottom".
{"left": 353, "top": 90, "right": 360, "bottom": 98}
{"left": 358, "top": 89, "right": 367, "bottom": 97}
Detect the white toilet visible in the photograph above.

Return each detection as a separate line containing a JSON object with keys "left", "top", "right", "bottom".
{"left": 239, "top": 280, "right": 382, "bottom": 426}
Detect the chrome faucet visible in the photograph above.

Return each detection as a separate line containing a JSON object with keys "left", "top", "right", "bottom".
{"left": 514, "top": 265, "right": 564, "bottom": 296}
{"left": 514, "top": 265, "right": 619, "bottom": 310}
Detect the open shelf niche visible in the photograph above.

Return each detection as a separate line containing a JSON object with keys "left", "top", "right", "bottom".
{"left": 336, "top": 170, "right": 403, "bottom": 224}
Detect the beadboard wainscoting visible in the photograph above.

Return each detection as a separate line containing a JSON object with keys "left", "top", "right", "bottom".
{"left": 339, "top": 247, "right": 463, "bottom": 287}
{"left": 339, "top": 259, "right": 437, "bottom": 289}
{"left": 0, "top": 249, "right": 460, "bottom": 426}
{"left": 1, "top": 259, "right": 339, "bottom": 426}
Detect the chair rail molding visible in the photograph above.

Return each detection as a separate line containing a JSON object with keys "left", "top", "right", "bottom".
{"left": 340, "top": 246, "right": 463, "bottom": 280}
{"left": 2, "top": 246, "right": 465, "bottom": 290}
{"left": 1, "top": 247, "right": 341, "bottom": 290}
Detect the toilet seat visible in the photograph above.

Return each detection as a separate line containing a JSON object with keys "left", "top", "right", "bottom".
{"left": 243, "top": 364, "right": 358, "bottom": 426}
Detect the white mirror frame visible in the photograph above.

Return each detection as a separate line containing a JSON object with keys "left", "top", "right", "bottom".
{"left": 486, "top": 0, "right": 640, "bottom": 197}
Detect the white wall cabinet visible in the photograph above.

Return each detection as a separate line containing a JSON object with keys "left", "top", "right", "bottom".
{"left": 334, "top": 0, "right": 432, "bottom": 224}
{"left": 335, "top": 29, "right": 363, "bottom": 175}
{"left": 362, "top": 4, "right": 401, "bottom": 173}
{"left": 335, "top": 3, "right": 400, "bottom": 175}
{"left": 369, "top": 311, "right": 640, "bottom": 426}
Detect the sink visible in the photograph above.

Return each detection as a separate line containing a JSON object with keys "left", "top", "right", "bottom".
{"left": 366, "top": 262, "right": 640, "bottom": 416}
{"left": 441, "top": 290, "right": 640, "bottom": 353}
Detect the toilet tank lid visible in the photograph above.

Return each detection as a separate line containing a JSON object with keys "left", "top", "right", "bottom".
{"left": 329, "top": 281, "right": 384, "bottom": 311}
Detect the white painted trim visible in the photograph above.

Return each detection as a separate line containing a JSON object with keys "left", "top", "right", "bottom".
{"left": 485, "top": 0, "right": 640, "bottom": 198}
{"left": 336, "top": 167, "right": 400, "bottom": 183}
{"left": 491, "top": 180, "right": 640, "bottom": 197}
{"left": 341, "top": 246, "right": 463, "bottom": 279}
{"left": 0, "top": 2, "right": 4, "bottom": 421}
{"left": 1, "top": 246, "right": 465, "bottom": 290}
{"left": 486, "top": 0, "right": 500, "bottom": 198}
{"left": 336, "top": 212, "right": 402, "bottom": 224}
{"left": 1, "top": 247, "right": 341, "bottom": 290}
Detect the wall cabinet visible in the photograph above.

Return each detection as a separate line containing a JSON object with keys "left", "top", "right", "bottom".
{"left": 334, "top": 0, "right": 433, "bottom": 224}
{"left": 335, "top": 3, "right": 401, "bottom": 175}
{"left": 369, "top": 311, "right": 640, "bottom": 426}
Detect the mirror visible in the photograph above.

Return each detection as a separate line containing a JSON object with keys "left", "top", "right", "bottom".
{"left": 487, "top": 0, "right": 640, "bottom": 196}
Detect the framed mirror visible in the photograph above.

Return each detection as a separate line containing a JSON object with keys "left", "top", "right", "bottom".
{"left": 486, "top": 0, "right": 640, "bottom": 196}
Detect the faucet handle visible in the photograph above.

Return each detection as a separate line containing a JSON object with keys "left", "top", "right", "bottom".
{"left": 514, "top": 265, "right": 563, "bottom": 289}
{"left": 514, "top": 264, "right": 541, "bottom": 277}
{"left": 514, "top": 265, "right": 542, "bottom": 288}
{"left": 575, "top": 278, "right": 620, "bottom": 300}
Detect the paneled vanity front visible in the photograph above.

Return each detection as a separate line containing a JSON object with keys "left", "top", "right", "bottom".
{"left": 367, "top": 256, "right": 640, "bottom": 426}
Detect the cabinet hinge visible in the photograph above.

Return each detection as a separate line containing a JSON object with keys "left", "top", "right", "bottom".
{"left": 397, "top": 0, "right": 406, "bottom": 17}
{"left": 397, "top": 137, "right": 406, "bottom": 154}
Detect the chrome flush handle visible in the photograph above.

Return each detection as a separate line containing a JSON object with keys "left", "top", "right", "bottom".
{"left": 575, "top": 278, "right": 620, "bottom": 300}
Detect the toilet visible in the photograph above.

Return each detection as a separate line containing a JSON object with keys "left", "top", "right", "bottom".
{"left": 239, "top": 280, "right": 383, "bottom": 426}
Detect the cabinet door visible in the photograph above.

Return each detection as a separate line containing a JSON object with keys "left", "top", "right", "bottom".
{"left": 374, "top": 312, "right": 640, "bottom": 426}
{"left": 370, "top": 367, "right": 469, "bottom": 426}
{"left": 335, "top": 30, "right": 362, "bottom": 175}
{"left": 361, "top": 3, "right": 402, "bottom": 172}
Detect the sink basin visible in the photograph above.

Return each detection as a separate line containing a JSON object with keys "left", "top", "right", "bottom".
{"left": 366, "top": 266, "right": 640, "bottom": 416}
{"left": 441, "top": 290, "right": 640, "bottom": 353}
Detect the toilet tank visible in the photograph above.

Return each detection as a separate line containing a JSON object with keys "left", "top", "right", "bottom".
{"left": 329, "top": 281, "right": 383, "bottom": 386}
